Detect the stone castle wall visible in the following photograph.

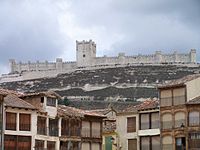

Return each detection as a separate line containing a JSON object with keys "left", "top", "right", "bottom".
{"left": 8, "top": 40, "right": 197, "bottom": 75}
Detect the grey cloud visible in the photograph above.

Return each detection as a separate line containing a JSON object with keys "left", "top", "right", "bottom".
{"left": 0, "top": 0, "right": 70, "bottom": 65}
{"left": 0, "top": 0, "right": 200, "bottom": 74}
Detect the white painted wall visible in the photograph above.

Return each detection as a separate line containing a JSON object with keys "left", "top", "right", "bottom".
{"left": 186, "top": 77, "right": 200, "bottom": 101}
{"left": 116, "top": 113, "right": 139, "bottom": 150}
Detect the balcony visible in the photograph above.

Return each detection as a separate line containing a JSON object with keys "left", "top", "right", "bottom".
{"left": 175, "top": 119, "right": 185, "bottom": 128}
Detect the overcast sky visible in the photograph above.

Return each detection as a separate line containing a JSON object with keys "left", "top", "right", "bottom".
{"left": 0, "top": 0, "right": 200, "bottom": 74}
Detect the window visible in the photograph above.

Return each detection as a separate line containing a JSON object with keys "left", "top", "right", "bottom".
{"left": 61, "top": 119, "right": 69, "bottom": 136}
{"left": 152, "top": 136, "right": 160, "bottom": 150}
{"left": 37, "top": 116, "right": 46, "bottom": 135}
{"left": 4, "top": 135, "right": 16, "bottom": 150}
{"left": 189, "top": 111, "right": 199, "bottom": 126}
{"left": 47, "top": 98, "right": 56, "bottom": 107}
{"left": 189, "top": 132, "right": 200, "bottom": 149}
{"left": 173, "top": 88, "right": 185, "bottom": 105}
{"left": 82, "top": 121, "right": 90, "bottom": 137}
{"left": 35, "top": 140, "right": 44, "bottom": 150}
{"left": 128, "top": 139, "right": 137, "bottom": 150}
{"left": 41, "top": 97, "right": 44, "bottom": 103}
{"left": 174, "top": 112, "right": 185, "bottom": 128}
{"left": 19, "top": 113, "right": 31, "bottom": 131}
{"left": 151, "top": 113, "right": 159, "bottom": 129}
{"left": 127, "top": 117, "right": 136, "bottom": 132}
{"left": 6, "top": 112, "right": 16, "bottom": 130}
{"left": 140, "top": 114, "right": 149, "bottom": 130}
{"left": 141, "top": 137, "right": 150, "bottom": 150}
{"left": 162, "top": 136, "right": 173, "bottom": 150}
{"left": 92, "top": 122, "right": 100, "bottom": 138}
{"left": 49, "top": 118, "right": 58, "bottom": 136}
{"left": 162, "top": 113, "right": 172, "bottom": 129}
{"left": 140, "top": 136, "right": 160, "bottom": 150}
{"left": 91, "top": 143, "right": 100, "bottom": 150}
{"left": 160, "top": 90, "right": 172, "bottom": 107}
{"left": 47, "top": 141, "right": 56, "bottom": 150}
{"left": 4, "top": 135, "right": 31, "bottom": 150}
{"left": 18, "top": 136, "right": 31, "bottom": 150}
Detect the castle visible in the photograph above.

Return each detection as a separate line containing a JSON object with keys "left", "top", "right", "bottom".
{"left": 1, "top": 40, "right": 197, "bottom": 82}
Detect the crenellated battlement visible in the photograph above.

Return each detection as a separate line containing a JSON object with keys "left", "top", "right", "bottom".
{"left": 4, "top": 40, "right": 197, "bottom": 82}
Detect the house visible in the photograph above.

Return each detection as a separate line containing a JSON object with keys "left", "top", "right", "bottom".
{"left": 116, "top": 106, "right": 139, "bottom": 150}
{"left": 81, "top": 109, "right": 106, "bottom": 150}
{"left": 88, "top": 108, "right": 118, "bottom": 150}
{"left": 158, "top": 74, "right": 200, "bottom": 150}
{"left": 20, "top": 91, "right": 61, "bottom": 150}
{"left": 4, "top": 94, "right": 37, "bottom": 150}
{"left": 137, "top": 99, "right": 160, "bottom": 150}
{"left": 0, "top": 89, "right": 105, "bottom": 150}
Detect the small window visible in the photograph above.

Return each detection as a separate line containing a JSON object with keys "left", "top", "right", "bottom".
{"left": 47, "top": 98, "right": 56, "bottom": 107}
{"left": 127, "top": 117, "right": 136, "bottom": 133}
{"left": 83, "top": 54, "right": 86, "bottom": 57}
{"left": 41, "top": 97, "right": 44, "bottom": 103}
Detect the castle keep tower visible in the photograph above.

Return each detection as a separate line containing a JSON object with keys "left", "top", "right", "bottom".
{"left": 76, "top": 40, "right": 96, "bottom": 67}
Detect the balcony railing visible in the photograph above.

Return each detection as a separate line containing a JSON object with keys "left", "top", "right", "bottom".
{"left": 162, "top": 121, "right": 172, "bottom": 130}
{"left": 175, "top": 119, "right": 185, "bottom": 128}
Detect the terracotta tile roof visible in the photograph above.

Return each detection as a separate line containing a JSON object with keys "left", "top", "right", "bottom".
{"left": 187, "top": 96, "right": 200, "bottom": 105}
{"left": 158, "top": 74, "right": 200, "bottom": 89}
{"left": 4, "top": 94, "right": 36, "bottom": 110}
{"left": 136, "top": 99, "right": 159, "bottom": 111}
{"left": 58, "top": 105, "right": 106, "bottom": 118}
{"left": 20, "top": 91, "right": 62, "bottom": 99}
{"left": 57, "top": 105, "right": 84, "bottom": 118}
{"left": 0, "top": 88, "right": 22, "bottom": 96}
{"left": 120, "top": 98, "right": 159, "bottom": 113}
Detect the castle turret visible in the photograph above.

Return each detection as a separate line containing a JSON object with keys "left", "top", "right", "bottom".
{"left": 190, "top": 49, "right": 196, "bottom": 63}
{"left": 9, "top": 59, "right": 16, "bottom": 73}
{"left": 76, "top": 40, "right": 96, "bottom": 67}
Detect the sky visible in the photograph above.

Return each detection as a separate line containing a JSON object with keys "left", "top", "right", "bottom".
{"left": 0, "top": 0, "right": 200, "bottom": 74}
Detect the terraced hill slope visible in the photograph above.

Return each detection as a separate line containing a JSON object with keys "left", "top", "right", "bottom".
{"left": 0, "top": 65, "right": 199, "bottom": 101}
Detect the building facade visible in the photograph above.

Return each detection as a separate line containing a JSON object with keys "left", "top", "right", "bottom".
{"left": 0, "top": 89, "right": 105, "bottom": 150}
{"left": 159, "top": 74, "right": 200, "bottom": 150}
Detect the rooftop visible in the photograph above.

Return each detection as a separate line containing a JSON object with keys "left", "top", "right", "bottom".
{"left": 4, "top": 94, "right": 36, "bottom": 110}
{"left": 158, "top": 74, "right": 200, "bottom": 89}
